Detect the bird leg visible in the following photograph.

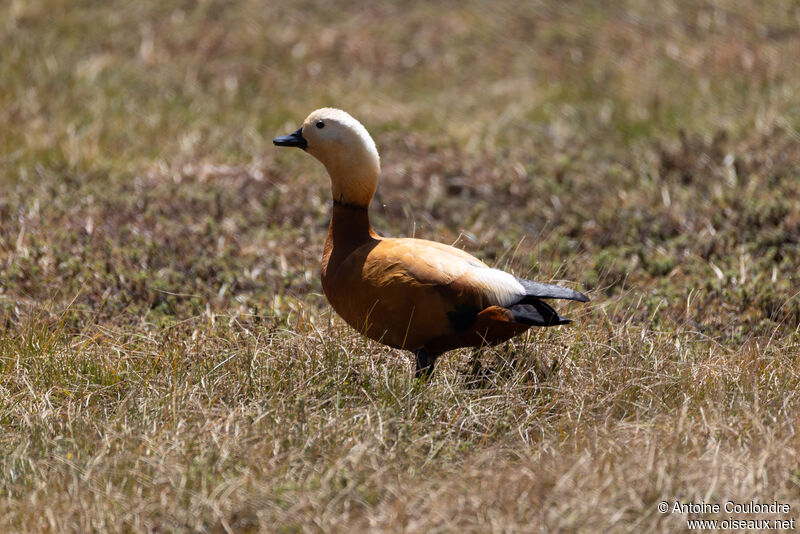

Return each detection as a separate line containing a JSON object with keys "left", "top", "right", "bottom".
{"left": 414, "top": 348, "right": 435, "bottom": 379}
{"left": 468, "top": 348, "right": 483, "bottom": 377}
{"left": 465, "top": 348, "right": 493, "bottom": 388}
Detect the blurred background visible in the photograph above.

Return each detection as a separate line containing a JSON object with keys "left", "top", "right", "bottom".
{"left": 2, "top": 0, "right": 798, "bottom": 338}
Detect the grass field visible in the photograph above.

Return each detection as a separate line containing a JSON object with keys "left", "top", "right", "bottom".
{"left": 2, "top": 1, "right": 800, "bottom": 532}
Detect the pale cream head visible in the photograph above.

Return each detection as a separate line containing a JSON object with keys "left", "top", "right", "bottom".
{"left": 300, "top": 108, "right": 381, "bottom": 207}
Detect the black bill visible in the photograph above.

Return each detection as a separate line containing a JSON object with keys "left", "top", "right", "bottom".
{"left": 273, "top": 127, "right": 307, "bottom": 149}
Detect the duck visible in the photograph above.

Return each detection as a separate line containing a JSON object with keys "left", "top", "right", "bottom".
{"left": 274, "top": 108, "right": 588, "bottom": 378}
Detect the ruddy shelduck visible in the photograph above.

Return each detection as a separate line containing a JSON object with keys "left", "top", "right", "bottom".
{"left": 274, "top": 108, "right": 588, "bottom": 378}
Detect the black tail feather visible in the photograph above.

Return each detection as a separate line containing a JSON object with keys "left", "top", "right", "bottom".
{"left": 509, "top": 300, "right": 572, "bottom": 327}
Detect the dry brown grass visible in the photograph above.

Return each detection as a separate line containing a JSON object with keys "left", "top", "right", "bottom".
{"left": 2, "top": 1, "right": 800, "bottom": 532}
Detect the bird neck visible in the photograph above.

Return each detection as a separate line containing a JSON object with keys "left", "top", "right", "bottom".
{"left": 321, "top": 201, "right": 379, "bottom": 280}
{"left": 323, "top": 150, "right": 379, "bottom": 208}
{"left": 327, "top": 200, "right": 375, "bottom": 246}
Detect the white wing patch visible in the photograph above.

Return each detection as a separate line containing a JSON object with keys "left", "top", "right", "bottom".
{"left": 466, "top": 266, "right": 526, "bottom": 307}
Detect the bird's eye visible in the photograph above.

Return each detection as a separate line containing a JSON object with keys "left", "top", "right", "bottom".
{"left": 315, "top": 120, "right": 325, "bottom": 129}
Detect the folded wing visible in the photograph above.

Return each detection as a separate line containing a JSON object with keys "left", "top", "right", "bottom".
{"left": 368, "top": 238, "right": 588, "bottom": 330}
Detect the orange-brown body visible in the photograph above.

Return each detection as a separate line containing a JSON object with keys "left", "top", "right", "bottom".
{"left": 321, "top": 204, "right": 530, "bottom": 357}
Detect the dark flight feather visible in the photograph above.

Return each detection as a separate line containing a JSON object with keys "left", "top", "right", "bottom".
{"left": 515, "top": 277, "right": 589, "bottom": 303}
